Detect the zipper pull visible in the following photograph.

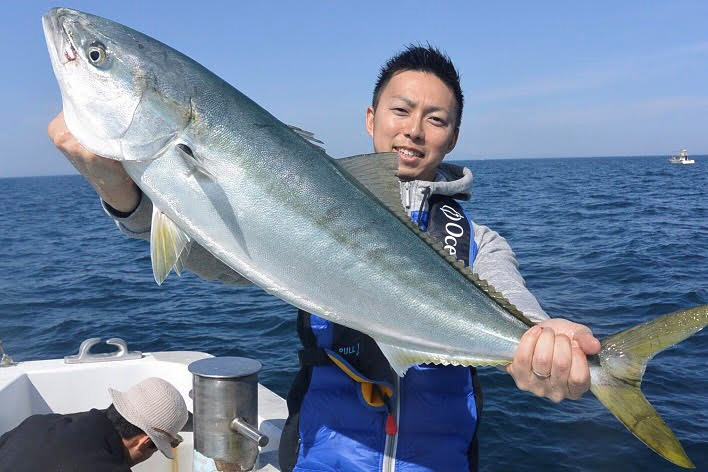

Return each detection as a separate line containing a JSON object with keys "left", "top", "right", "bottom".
{"left": 376, "top": 383, "right": 398, "bottom": 436}
{"left": 385, "top": 413, "right": 398, "bottom": 435}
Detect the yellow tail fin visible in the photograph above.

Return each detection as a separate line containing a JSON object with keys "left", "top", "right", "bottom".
{"left": 591, "top": 305, "right": 708, "bottom": 468}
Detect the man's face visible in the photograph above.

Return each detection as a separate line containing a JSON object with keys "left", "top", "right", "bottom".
{"left": 366, "top": 70, "right": 459, "bottom": 181}
{"left": 124, "top": 434, "right": 158, "bottom": 466}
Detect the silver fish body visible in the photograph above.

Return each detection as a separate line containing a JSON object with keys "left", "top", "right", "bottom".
{"left": 42, "top": 8, "right": 528, "bottom": 373}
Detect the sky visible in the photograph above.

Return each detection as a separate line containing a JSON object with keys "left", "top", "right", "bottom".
{"left": 2, "top": 1, "right": 708, "bottom": 177}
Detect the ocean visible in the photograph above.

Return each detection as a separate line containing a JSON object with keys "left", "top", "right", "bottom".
{"left": 1, "top": 155, "right": 706, "bottom": 471}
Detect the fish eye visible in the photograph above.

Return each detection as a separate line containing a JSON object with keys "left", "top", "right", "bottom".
{"left": 87, "top": 43, "right": 107, "bottom": 66}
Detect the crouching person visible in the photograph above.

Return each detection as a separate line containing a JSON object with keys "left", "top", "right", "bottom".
{"left": 0, "top": 377, "right": 188, "bottom": 471}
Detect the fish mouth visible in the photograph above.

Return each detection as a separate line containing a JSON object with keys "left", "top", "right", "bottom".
{"left": 42, "top": 8, "right": 79, "bottom": 67}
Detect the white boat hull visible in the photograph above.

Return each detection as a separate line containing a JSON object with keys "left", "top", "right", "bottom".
{"left": 669, "top": 149, "right": 695, "bottom": 164}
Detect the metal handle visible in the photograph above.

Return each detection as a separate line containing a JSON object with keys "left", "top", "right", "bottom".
{"left": 64, "top": 338, "right": 142, "bottom": 364}
{"left": 230, "top": 418, "right": 269, "bottom": 447}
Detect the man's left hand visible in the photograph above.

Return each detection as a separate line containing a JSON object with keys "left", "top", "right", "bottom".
{"left": 506, "top": 319, "right": 601, "bottom": 402}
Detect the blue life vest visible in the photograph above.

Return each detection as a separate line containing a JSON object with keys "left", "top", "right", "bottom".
{"left": 279, "top": 195, "right": 481, "bottom": 472}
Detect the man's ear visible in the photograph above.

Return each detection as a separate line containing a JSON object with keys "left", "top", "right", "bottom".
{"left": 447, "top": 127, "right": 459, "bottom": 153}
{"left": 365, "top": 106, "right": 375, "bottom": 138}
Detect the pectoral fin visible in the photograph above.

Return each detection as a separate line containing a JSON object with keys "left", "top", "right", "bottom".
{"left": 150, "top": 206, "right": 192, "bottom": 285}
{"left": 177, "top": 142, "right": 216, "bottom": 180}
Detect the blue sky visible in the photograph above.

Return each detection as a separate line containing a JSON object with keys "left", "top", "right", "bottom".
{"left": 3, "top": 1, "right": 707, "bottom": 177}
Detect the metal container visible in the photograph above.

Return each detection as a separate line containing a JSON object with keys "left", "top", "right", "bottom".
{"left": 189, "top": 357, "right": 268, "bottom": 471}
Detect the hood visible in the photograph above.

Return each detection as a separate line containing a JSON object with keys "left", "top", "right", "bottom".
{"left": 399, "top": 163, "right": 473, "bottom": 217}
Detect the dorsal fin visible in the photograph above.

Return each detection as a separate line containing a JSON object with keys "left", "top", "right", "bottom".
{"left": 335, "top": 152, "right": 535, "bottom": 327}
{"left": 288, "top": 124, "right": 325, "bottom": 151}
{"left": 336, "top": 152, "right": 402, "bottom": 211}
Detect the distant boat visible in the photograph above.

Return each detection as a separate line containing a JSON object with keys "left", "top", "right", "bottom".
{"left": 669, "top": 149, "right": 695, "bottom": 164}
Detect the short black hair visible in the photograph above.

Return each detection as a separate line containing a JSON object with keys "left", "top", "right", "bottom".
{"left": 105, "top": 404, "right": 146, "bottom": 440}
{"left": 372, "top": 44, "right": 464, "bottom": 128}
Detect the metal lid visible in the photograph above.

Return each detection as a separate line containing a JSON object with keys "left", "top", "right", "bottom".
{"left": 188, "top": 356, "right": 262, "bottom": 379}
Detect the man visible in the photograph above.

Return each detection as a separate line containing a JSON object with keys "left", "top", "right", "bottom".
{"left": 0, "top": 377, "right": 188, "bottom": 471}
{"left": 48, "top": 46, "right": 600, "bottom": 471}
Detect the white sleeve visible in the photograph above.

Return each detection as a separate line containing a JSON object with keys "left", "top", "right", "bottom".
{"left": 471, "top": 222, "right": 549, "bottom": 323}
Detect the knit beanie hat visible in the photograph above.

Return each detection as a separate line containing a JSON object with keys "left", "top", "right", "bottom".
{"left": 109, "top": 377, "right": 188, "bottom": 459}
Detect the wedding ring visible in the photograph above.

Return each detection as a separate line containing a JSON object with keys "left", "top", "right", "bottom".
{"left": 532, "top": 368, "right": 551, "bottom": 379}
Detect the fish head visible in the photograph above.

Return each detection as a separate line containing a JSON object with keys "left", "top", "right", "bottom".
{"left": 43, "top": 8, "right": 193, "bottom": 161}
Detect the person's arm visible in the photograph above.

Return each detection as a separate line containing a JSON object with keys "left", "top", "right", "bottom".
{"left": 471, "top": 223, "right": 548, "bottom": 322}
{"left": 48, "top": 112, "right": 251, "bottom": 286}
{"left": 471, "top": 223, "right": 601, "bottom": 402}
{"left": 48, "top": 113, "right": 140, "bottom": 213}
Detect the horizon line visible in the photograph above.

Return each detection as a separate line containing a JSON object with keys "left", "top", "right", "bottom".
{"left": 2, "top": 153, "right": 703, "bottom": 180}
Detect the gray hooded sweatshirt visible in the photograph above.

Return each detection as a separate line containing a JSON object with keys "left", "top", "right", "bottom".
{"left": 102, "top": 163, "right": 549, "bottom": 323}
